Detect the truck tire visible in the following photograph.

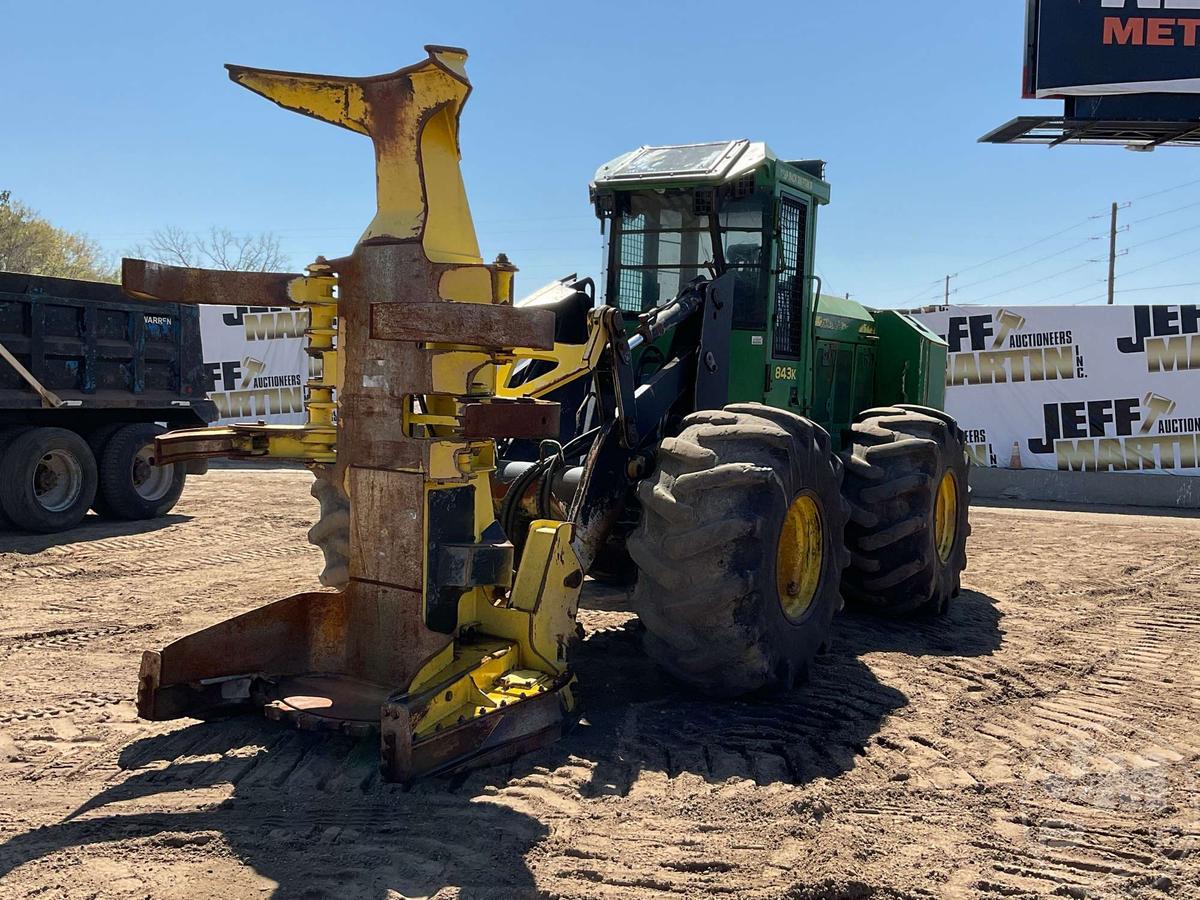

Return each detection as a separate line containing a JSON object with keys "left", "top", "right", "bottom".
{"left": 85, "top": 422, "right": 125, "bottom": 460}
{"left": 840, "top": 405, "right": 971, "bottom": 616}
{"left": 86, "top": 422, "right": 129, "bottom": 516}
{"left": 309, "top": 464, "right": 350, "bottom": 589}
{"left": 0, "top": 427, "right": 31, "bottom": 530}
{"left": 627, "top": 404, "right": 850, "bottom": 697}
{"left": 0, "top": 427, "right": 98, "bottom": 533}
{"left": 95, "top": 423, "right": 186, "bottom": 520}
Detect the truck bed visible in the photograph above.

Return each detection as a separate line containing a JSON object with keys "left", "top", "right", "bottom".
{"left": 0, "top": 270, "right": 215, "bottom": 427}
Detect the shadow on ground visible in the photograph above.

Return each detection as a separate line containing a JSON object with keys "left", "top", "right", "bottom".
{"left": 0, "top": 514, "right": 191, "bottom": 555}
{"left": 0, "top": 590, "right": 1001, "bottom": 898}
{"left": 535, "top": 588, "right": 1003, "bottom": 791}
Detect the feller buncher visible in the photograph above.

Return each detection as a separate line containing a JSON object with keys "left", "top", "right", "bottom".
{"left": 126, "top": 46, "right": 970, "bottom": 781}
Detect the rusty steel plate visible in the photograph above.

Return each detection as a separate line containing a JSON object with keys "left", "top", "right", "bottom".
{"left": 461, "top": 400, "right": 560, "bottom": 440}
{"left": 264, "top": 675, "right": 391, "bottom": 734}
{"left": 122, "top": 258, "right": 300, "bottom": 307}
{"left": 369, "top": 301, "right": 555, "bottom": 350}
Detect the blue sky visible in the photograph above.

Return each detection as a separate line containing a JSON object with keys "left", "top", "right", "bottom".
{"left": 5, "top": 0, "right": 1200, "bottom": 308}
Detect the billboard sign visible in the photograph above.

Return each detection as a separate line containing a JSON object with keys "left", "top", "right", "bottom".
{"left": 199, "top": 305, "right": 310, "bottom": 425}
{"left": 1026, "top": 0, "right": 1200, "bottom": 98}
{"left": 911, "top": 304, "right": 1200, "bottom": 476}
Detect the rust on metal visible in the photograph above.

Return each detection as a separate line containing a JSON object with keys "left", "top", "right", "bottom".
{"left": 369, "top": 301, "right": 556, "bottom": 350}
{"left": 153, "top": 428, "right": 254, "bottom": 464}
{"left": 136, "top": 586, "right": 449, "bottom": 726}
{"left": 380, "top": 674, "right": 569, "bottom": 781}
{"left": 122, "top": 258, "right": 300, "bottom": 308}
{"left": 461, "top": 399, "right": 561, "bottom": 441}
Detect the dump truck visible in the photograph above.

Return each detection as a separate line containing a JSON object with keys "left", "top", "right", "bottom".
{"left": 0, "top": 271, "right": 214, "bottom": 532}
{"left": 122, "top": 46, "right": 970, "bottom": 781}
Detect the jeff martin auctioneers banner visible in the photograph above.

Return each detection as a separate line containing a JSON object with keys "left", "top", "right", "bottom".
{"left": 912, "top": 304, "right": 1200, "bottom": 476}
{"left": 199, "top": 305, "right": 311, "bottom": 426}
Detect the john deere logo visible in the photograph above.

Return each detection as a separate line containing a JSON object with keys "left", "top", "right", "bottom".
{"left": 944, "top": 311, "right": 1083, "bottom": 386}
{"left": 1115, "top": 304, "right": 1199, "bottom": 372}
{"left": 1027, "top": 392, "right": 1198, "bottom": 472}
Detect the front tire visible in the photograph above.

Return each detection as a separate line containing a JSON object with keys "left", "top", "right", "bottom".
{"left": 628, "top": 404, "right": 850, "bottom": 697}
{"left": 840, "top": 405, "right": 970, "bottom": 616}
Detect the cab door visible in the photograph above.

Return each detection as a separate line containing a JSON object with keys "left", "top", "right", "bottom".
{"left": 764, "top": 192, "right": 812, "bottom": 414}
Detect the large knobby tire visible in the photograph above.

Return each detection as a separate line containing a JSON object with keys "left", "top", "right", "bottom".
{"left": 628, "top": 404, "right": 850, "bottom": 697}
{"left": 94, "top": 423, "right": 186, "bottom": 520}
{"left": 840, "top": 404, "right": 971, "bottom": 616}
{"left": 0, "top": 427, "right": 98, "bottom": 533}
{"left": 309, "top": 464, "right": 350, "bottom": 589}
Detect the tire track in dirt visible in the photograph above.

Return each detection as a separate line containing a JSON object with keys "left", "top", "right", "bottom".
{"left": 968, "top": 801, "right": 1193, "bottom": 897}
{"left": 0, "top": 544, "right": 319, "bottom": 581}
{"left": 0, "top": 624, "right": 155, "bottom": 658}
{"left": 0, "top": 692, "right": 128, "bottom": 726}
{"left": 969, "top": 621, "right": 1200, "bottom": 785}
{"left": 940, "top": 588, "right": 1200, "bottom": 896}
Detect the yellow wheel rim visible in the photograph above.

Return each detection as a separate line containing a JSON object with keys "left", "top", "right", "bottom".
{"left": 776, "top": 493, "right": 824, "bottom": 621}
{"left": 934, "top": 470, "right": 959, "bottom": 563}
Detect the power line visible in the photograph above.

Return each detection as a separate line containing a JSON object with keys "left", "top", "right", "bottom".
{"left": 954, "top": 217, "right": 1095, "bottom": 277}
{"left": 1129, "top": 198, "right": 1200, "bottom": 226}
{"left": 1125, "top": 220, "right": 1200, "bottom": 252}
{"left": 1033, "top": 277, "right": 1107, "bottom": 304}
{"left": 1070, "top": 278, "right": 1200, "bottom": 305}
{"left": 879, "top": 213, "right": 1103, "bottom": 302}
{"left": 904, "top": 177, "right": 1200, "bottom": 305}
{"left": 1112, "top": 280, "right": 1200, "bottom": 294}
{"left": 953, "top": 237, "right": 1097, "bottom": 295}
{"left": 1115, "top": 243, "right": 1200, "bottom": 281}
{"left": 965, "top": 259, "right": 1098, "bottom": 304}
{"left": 1058, "top": 245, "right": 1200, "bottom": 306}
{"left": 1124, "top": 176, "right": 1200, "bottom": 204}
{"left": 962, "top": 183, "right": 1200, "bottom": 305}
{"left": 895, "top": 277, "right": 946, "bottom": 306}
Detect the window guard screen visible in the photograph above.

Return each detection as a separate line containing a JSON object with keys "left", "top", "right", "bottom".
{"left": 772, "top": 196, "right": 808, "bottom": 359}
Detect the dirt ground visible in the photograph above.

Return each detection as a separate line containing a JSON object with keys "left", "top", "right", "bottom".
{"left": 0, "top": 468, "right": 1197, "bottom": 899}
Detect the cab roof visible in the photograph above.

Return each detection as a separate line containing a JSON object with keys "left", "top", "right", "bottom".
{"left": 592, "top": 139, "right": 826, "bottom": 189}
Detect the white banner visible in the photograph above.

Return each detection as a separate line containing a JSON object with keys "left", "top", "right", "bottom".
{"left": 912, "top": 304, "right": 1200, "bottom": 476}
{"left": 199, "top": 306, "right": 310, "bottom": 425}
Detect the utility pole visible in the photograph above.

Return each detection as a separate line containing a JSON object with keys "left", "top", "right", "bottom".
{"left": 1107, "top": 201, "right": 1118, "bottom": 305}
{"left": 944, "top": 273, "right": 956, "bottom": 305}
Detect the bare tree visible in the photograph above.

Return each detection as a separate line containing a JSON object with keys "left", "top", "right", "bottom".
{"left": 0, "top": 190, "right": 115, "bottom": 281}
{"left": 132, "top": 226, "right": 288, "bottom": 272}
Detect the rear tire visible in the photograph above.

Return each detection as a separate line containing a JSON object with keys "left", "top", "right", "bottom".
{"left": 628, "top": 404, "right": 850, "bottom": 697}
{"left": 95, "top": 423, "right": 186, "bottom": 520}
{"left": 85, "top": 423, "right": 125, "bottom": 516}
{"left": 0, "top": 427, "right": 98, "bottom": 533}
{"left": 840, "top": 405, "right": 971, "bottom": 616}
